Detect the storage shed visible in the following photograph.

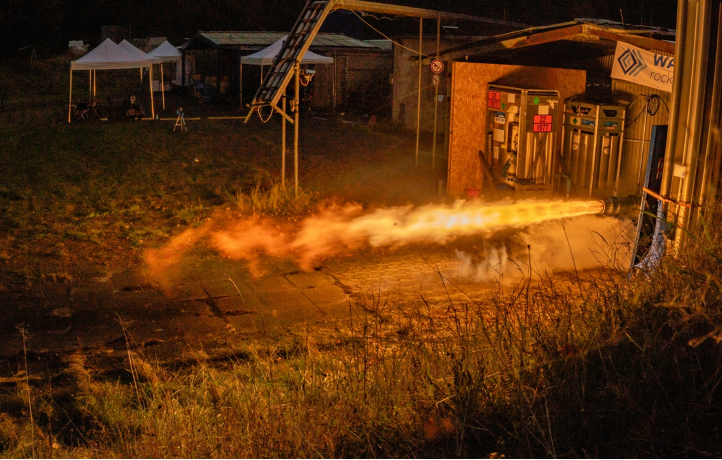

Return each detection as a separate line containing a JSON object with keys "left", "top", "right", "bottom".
{"left": 434, "top": 19, "right": 676, "bottom": 197}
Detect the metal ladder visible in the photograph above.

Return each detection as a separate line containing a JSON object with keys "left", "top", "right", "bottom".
{"left": 245, "top": 0, "right": 334, "bottom": 121}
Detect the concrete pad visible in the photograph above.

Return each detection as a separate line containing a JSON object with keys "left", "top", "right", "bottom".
{"left": 284, "top": 271, "right": 337, "bottom": 288}
{"left": 300, "top": 285, "right": 350, "bottom": 310}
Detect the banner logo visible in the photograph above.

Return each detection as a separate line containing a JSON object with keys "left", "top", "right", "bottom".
{"left": 617, "top": 48, "right": 648, "bottom": 76}
{"left": 611, "top": 42, "right": 672, "bottom": 93}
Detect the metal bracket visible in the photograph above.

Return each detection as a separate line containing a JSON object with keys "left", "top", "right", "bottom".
{"left": 273, "top": 104, "right": 294, "bottom": 124}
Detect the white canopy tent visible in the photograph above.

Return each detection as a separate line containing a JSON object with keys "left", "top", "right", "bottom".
{"left": 69, "top": 38, "right": 158, "bottom": 122}
{"left": 148, "top": 41, "right": 182, "bottom": 110}
{"left": 119, "top": 40, "right": 169, "bottom": 110}
{"left": 148, "top": 40, "right": 182, "bottom": 61}
{"left": 239, "top": 36, "right": 333, "bottom": 106}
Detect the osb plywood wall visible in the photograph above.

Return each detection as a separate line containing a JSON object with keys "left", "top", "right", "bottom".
{"left": 447, "top": 63, "right": 586, "bottom": 196}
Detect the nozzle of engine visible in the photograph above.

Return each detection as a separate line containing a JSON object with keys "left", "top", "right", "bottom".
{"left": 598, "top": 196, "right": 639, "bottom": 216}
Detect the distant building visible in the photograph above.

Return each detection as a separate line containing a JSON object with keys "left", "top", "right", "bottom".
{"left": 68, "top": 40, "right": 88, "bottom": 54}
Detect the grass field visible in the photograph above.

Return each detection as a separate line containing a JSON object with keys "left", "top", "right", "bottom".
{"left": 2, "top": 56, "right": 722, "bottom": 458}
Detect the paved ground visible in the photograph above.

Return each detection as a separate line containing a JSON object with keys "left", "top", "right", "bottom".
{"left": 0, "top": 242, "right": 502, "bottom": 357}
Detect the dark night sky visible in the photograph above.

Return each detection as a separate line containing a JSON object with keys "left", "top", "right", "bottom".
{"left": 1, "top": 0, "right": 678, "bottom": 57}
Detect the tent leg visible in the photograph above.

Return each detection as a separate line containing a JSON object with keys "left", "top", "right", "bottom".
{"left": 282, "top": 96, "right": 286, "bottom": 188}
{"left": 149, "top": 66, "right": 155, "bottom": 120}
{"left": 294, "top": 63, "right": 300, "bottom": 197}
{"left": 240, "top": 63, "right": 243, "bottom": 108}
{"left": 68, "top": 70, "right": 73, "bottom": 123}
{"left": 415, "top": 18, "right": 423, "bottom": 167}
{"left": 93, "top": 69, "right": 96, "bottom": 97}
{"left": 89, "top": 70, "right": 92, "bottom": 96}
{"left": 161, "top": 63, "right": 165, "bottom": 110}
{"left": 140, "top": 67, "right": 143, "bottom": 83}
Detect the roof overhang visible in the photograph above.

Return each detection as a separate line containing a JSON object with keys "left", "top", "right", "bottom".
{"left": 427, "top": 20, "right": 675, "bottom": 64}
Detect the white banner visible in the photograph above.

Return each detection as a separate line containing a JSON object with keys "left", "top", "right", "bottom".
{"left": 611, "top": 42, "right": 674, "bottom": 93}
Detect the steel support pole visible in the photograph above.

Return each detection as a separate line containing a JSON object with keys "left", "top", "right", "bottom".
{"left": 699, "top": 4, "right": 722, "bottom": 211}
{"left": 68, "top": 70, "right": 73, "bottom": 123}
{"left": 636, "top": 109, "right": 649, "bottom": 192}
{"left": 415, "top": 18, "right": 423, "bottom": 167}
{"left": 432, "top": 15, "right": 440, "bottom": 171}
{"left": 294, "top": 63, "right": 300, "bottom": 197}
{"left": 282, "top": 96, "right": 287, "bottom": 188}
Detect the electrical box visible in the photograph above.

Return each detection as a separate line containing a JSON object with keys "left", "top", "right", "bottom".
{"left": 560, "top": 99, "right": 626, "bottom": 199}
{"left": 485, "top": 85, "right": 560, "bottom": 198}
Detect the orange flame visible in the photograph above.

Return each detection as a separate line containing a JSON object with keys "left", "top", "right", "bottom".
{"left": 145, "top": 200, "right": 604, "bottom": 279}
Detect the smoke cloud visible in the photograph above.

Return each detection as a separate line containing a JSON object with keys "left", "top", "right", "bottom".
{"left": 451, "top": 214, "right": 634, "bottom": 283}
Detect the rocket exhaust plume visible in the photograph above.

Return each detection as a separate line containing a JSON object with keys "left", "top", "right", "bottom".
{"left": 145, "top": 199, "right": 609, "bottom": 279}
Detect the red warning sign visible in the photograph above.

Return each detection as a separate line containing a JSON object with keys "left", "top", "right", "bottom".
{"left": 430, "top": 59, "right": 445, "bottom": 74}
{"left": 488, "top": 91, "right": 501, "bottom": 109}
{"left": 533, "top": 114, "right": 553, "bottom": 132}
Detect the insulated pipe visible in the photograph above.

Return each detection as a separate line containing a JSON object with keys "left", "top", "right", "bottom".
{"left": 699, "top": 4, "right": 722, "bottom": 210}
{"left": 675, "top": 0, "right": 712, "bottom": 250}
{"left": 660, "top": 0, "right": 689, "bottom": 201}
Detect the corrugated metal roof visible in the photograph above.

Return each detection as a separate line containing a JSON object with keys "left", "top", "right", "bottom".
{"left": 197, "top": 31, "right": 378, "bottom": 49}
{"left": 437, "top": 19, "right": 675, "bottom": 61}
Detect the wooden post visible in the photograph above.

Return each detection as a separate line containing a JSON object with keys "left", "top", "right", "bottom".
{"left": 68, "top": 69, "right": 73, "bottom": 123}
{"left": 161, "top": 63, "right": 165, "bottom": 110}
{"left": 294, "top": 63, "right": 300, "bottom": 197}
{"left": 432, "top": 15, "right": 440, "bottom": 171}
{"left": 149, "top": 66, "right": 155, "bottom": 119}
{"left": 415, "top": 18, "right": 423, "bottom": 167}
{"left": 282, "top": 96, "right": 287, "bottom": 188}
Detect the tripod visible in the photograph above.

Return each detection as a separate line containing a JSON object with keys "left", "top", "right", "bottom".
{"left": 174, "top": 107, "right": 187, "bottom": 132}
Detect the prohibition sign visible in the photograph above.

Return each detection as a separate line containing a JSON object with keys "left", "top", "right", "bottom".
{"left": 430, "top": 59, "right": 444, "bottom": 74}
